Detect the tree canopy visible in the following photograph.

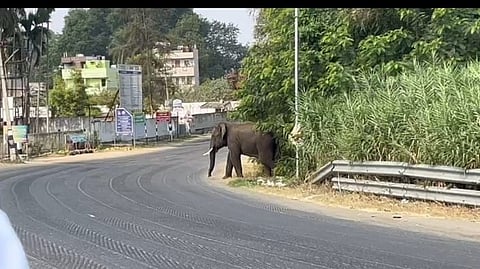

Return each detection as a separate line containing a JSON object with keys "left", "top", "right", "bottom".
{"left": 49, "top": 70, "right": 89, "bottom": 117}
{"left": 46, "top": 8, "right": 248, "bottom": 113}
{"left": 0, "top": 8, "right": 55, "bottom": 123}
{"left": 233, "top": 8, "right": 480, "bottom": 177}
{"left": 173, "top": 77, "right": 236, "bottom": 102}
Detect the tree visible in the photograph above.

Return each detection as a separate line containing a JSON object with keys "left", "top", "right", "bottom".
{"left": 49, "top": 74, "right": 68, "bottom": 117}
{"left": 49, "top": 70, "right": 89, "bottom": 117}
{"left": 109, "top": 8, "right": 192, "bottom": 62}
{"left": 52, "top": 8, "right": 247, "bottom": 112}
{"left": 168, "top": 13, "right": 248, "bottom": 83}
{"left": 88, "top": 90, "right": 117, "bottom": 107}
{"left": 234, "top": 8, "right": 480, "bottom": 177}
{"left": 18, "top": 8, "right": 54, "bottom": 74}
{"left": 108, "top": 8, "right": 193, "bottom": 114}
{"left": 205, "top": 20, "right": 248, "bottom": 75}
{"left": 56, "top": 9, "right": 91, "bottom": 57}
{"left": 70, "top": 69, "right": 89, "bottom": 116}
{"left": 0, "top": 8, "right": 54, "bottom": 124}
{"left": 173, "top": 78, "right": 235, "bottom": 102}
{"left": 56, "top": 8, "right": 115, "bottom": 58}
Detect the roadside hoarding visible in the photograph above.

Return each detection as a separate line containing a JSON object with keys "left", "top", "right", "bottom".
{"left": 118, "top": 64, "right": 142, "bottom": 112}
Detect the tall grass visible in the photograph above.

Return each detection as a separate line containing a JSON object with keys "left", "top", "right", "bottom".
{"left": 299, "top": 61, "right": 480, "bottom": 169}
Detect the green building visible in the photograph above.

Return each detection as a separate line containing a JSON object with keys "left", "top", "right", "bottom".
{"left": 60, "top": 54, "right": 119, "bottom": 95}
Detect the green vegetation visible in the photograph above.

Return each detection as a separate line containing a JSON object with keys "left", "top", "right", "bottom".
{"left": 5, "top": 8, "right": 480, "bottom": 181}
{"left": 2, "top": 8, "right": 244, "bottom": 120}
{"left": 233, "top": 8, "right": 480, "bottom": 179}
{"left": 173, "top": 78, "right": 236, "bottom": 102}
{"left": 227, "top": 178, "right": 259, "bottom": 188}
{"left": 0, "top": 8, "right": 55, "bottom": 124}
{"left": 47, "top": 8, "right": 247, "bottom": 114}
{"left": 300, "top": 60, "right": 480, "bottom": 170}
{"left": 49, "top": 70, "right": 94, "bottom": 117}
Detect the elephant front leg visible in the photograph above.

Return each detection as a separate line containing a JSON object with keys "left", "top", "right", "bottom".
{"left": 223, "top": 151, "right": 233, "bottom": 179}
{"left": 230, "top": 152, "right": 243, "bottom": 178}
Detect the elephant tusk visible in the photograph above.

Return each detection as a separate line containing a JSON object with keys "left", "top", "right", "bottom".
{"left": 202, "top": 148, "right": 213, "bottom": 156}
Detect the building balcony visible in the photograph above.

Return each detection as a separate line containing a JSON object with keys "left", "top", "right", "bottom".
{"left": 166, "top": 67, "right": 195, "bottom": 77}
{"left": 167, "top": 51, "right": 195, "bottom": 60}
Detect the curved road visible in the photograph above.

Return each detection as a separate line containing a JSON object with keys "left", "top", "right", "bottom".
{"left": 1, "top": 139, "right": 479, "bottom": 269}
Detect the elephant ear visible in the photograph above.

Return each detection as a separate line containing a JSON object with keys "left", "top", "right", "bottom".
{"left": 219, "top": 123, "right": 227, "bottom": 139}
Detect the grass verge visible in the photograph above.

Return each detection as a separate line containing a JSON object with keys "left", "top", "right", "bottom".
{"left": 228, "top": 178, "right": 259, "bottom": 187}
{"left": 229, "top": 161, "right": 480, "bottom": 223}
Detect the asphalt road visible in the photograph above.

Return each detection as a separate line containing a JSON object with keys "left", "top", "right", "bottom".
{"left": 1, "top": 139, "right": 479, "bottom": 269}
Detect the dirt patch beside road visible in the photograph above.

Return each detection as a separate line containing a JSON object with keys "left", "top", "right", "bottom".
{"left": 205, "top": 156, "right": 480, "bottom": 243}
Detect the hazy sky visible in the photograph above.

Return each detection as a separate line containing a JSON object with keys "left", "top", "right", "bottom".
{"left": 45, "top": 8, "right": 256, "bottom": 45}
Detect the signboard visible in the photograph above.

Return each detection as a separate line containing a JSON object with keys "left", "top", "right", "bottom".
{"left": 133, "top": 112, "right": 145, "bottom": 123}
{"left": 29, "top": 82, "right": 47, "bottom": 106}
{"left": 115, "top": 107, "right": 133, "bottom": 135}
{"left": 3, "top": 125, "right": 28, "bottom": 143}
{"left": 1, "top": 97, "right": 14, "bottom": 122}
{"left": 155, "top": 111, "right": 171, "bottom": 122}
{"left": 118, "top": 64, "right": 143, "bottom": 112}
{"left": 172, "top": 99, "right": 183, "bottom": 108}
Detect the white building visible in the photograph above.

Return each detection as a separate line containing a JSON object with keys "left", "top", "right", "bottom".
{"left": 157, "top": 45, "right": 200, "bottom": 90}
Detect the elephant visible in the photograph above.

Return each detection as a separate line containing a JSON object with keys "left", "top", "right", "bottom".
{"left": 203, "top": 122, "right": 278, "bottom": 179}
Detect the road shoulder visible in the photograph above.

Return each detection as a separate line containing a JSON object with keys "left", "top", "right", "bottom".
{"left": 204, "top": 156, "right": 480, "bottom": 243}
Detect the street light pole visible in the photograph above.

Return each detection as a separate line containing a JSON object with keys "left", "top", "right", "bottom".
{"left": 46, "top": 21, "right": 50, "bottom": 133}
{"left": 294, "top": 8, "right": 300, "bottom": 179}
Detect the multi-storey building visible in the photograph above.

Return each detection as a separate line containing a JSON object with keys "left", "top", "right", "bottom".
{"left": 159, "top": 45, "right": 200, "bottom": 90}
{"left": 60, "top": 54, "right": 119, "bottom": 95}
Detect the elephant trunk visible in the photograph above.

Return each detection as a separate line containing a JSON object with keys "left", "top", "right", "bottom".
{"left": 207, "top": 148, "right": 216, "bottom": 177}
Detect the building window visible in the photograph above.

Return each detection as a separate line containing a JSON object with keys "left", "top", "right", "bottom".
{"left": 175, "top": 60, "right": 180, "bottom": 67}
{"left": 101, "top": 79, "right": 106, "bottom": 87}
{"left": 186, "top": 77, "right": 192, "bottom": 85}
{"left": 175, "top": 77, "right": 180, "bottom": 85}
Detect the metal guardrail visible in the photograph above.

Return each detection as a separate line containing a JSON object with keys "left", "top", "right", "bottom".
{"left": 332, "top": 177, "right": 480, "bottom": 206}
{"left": 307, "top": 160, "right": 480, "bottom": 206}
{"left": 308, "top": 160, "right": 480, "bottom": 185}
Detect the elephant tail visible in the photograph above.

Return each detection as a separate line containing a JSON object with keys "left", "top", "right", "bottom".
{"left": 272, "top": 135, "right": 281, "bottom": 162}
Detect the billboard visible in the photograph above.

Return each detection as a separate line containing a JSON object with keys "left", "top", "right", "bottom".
{"left": 118, "top": 64, "right": 143, "bottom": 112}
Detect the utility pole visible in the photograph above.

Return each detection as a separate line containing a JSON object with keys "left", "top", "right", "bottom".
{"left": 46, "top": 21, "right": 50, "bottom": 133}
{"left": 1, "top": 35, "right": 13, "bottom": 158}
{"left": 35, "top": 83, "right": 40, "bottom": 132}
{"left": 294, "top": 8, "right": 300, "bottom": 179}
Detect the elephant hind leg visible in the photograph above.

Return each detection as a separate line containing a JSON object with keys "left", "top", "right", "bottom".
{"left": 262, "top": 164, "right": 273, "bottom": 177}
{"left": 259, "top": 152, "right": 275, "bottom": 178}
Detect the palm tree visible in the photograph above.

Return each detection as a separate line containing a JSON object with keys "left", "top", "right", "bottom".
{"left": 109, "top": 8, "right": 168, "bottom": 115}
{"left": 0, "top": 8, "right": 25, "bottom": 37}
{"left": 1, "top": 8, "right": 26, "bottom": 129}
{"left": 17, "top": 8, "right": 54, "bottom": 125}
{"left": 19, "top": 8, "right": 54, "bottom": 75}
{"left": 1, "top": 8, "right": 54, "bottom": 128}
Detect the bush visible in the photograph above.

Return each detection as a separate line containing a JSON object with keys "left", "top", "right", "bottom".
{"left": 300, "top": 60, "right": 480, "bottom": 169}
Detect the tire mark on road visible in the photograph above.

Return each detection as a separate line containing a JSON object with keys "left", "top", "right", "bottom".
{"left": 15, "top": 226, "right": 109, "bottom": 269}
{"left": 103, "top": 166, "right": 407, "bottom": 269}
